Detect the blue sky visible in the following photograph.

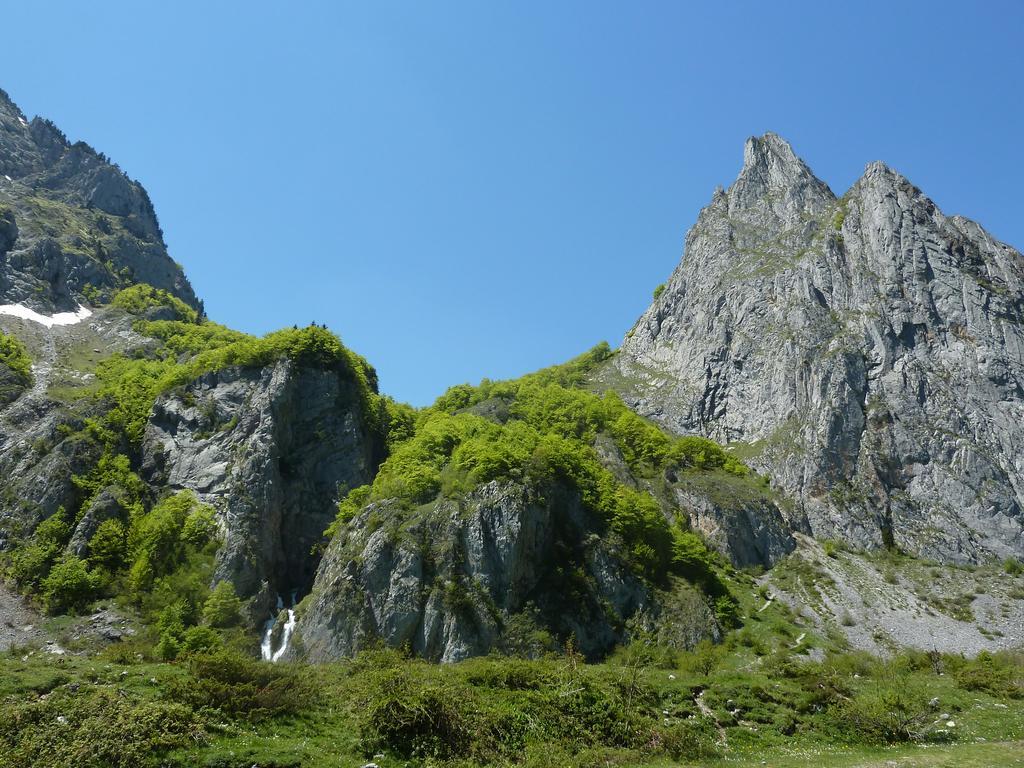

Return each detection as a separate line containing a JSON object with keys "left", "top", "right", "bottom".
{"left": 2, "top": 2, "right": 1021, "bottom": 405}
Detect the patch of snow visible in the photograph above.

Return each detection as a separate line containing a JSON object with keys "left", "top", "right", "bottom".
{"left": 0, "top": 303, "right": 92, "bottom": 328}
{"left": 17, "top": 117, "right": 27, "bottom": 127}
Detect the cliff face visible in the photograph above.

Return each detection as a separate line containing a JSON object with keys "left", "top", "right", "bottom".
{"left": 612, "top": 133, "right": 1024, "bottom": 563}
{"left": 142, "top": 359, "right": 383, "bottom": 616}
{"left": 0, "top": 89, "right": 197, "bottom": 312}
{"left": 294, "top": 480, "right": 721, "bottom": 663}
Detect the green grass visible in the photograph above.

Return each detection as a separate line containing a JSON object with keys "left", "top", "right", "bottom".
{"left": 1, "top": 637, "right": 1020, "bottom": 768}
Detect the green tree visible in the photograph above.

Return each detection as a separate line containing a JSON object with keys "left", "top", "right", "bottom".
{"left": 41, "top": 556, "right": 98, "bottom": 614}
{"left": 202, "top": 581, "right": 243, "bottom": 628}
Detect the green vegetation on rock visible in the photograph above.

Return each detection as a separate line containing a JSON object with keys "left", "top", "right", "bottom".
{"left": 331, "top": 343, "right": 747, "bottom": 592}
{"left": 112, "top": 284, "right": 199, "bottom": 324}
{"left": 0, "top": 330, "right": 32, "bottom": 403}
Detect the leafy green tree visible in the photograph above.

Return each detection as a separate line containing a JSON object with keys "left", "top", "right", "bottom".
{"left": 41, "top": 556, "right": 98, "bottom": 614}
{"left": 87, "top": 518, "right": 128, "bottom": 570}
{"left": 202, "top": 581, "right": 243, "bottom": 628}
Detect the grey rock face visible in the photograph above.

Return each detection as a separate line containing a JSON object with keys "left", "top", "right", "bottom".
{"left": 0, "top": 308, "right": 147, "bottom": 544}
{"left": 141, "top": 359, "right": 382, "bottom": 616}
{"left": 672, "top": 478, "right": 796, "bottom": 569}
{"left": 614, "top": 133, "right": 1024, "bottom": 563}
{"left": 294, "top": 480, "right": 720, "bottom": 663}
{"left": 66, "top": 485, "right": 128, "bottom": 559}
{"left": 0, "top": 88, "right": 197, "bottom": 312}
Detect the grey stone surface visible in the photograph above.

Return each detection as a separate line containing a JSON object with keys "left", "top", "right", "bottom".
{"left": 0, "top": 88, "right": 197, "bottom": 312}
{"left": 293, "top": 480, "right": 722, "bottom": 663}
{"left": 612, "top": 133, "right": 1024, "bottom": 563}
{"left": 141, "top": 358, "right": 382, "bottom": 617}
{"left": 66, "top": 485, "right": 128, "bottom": 559}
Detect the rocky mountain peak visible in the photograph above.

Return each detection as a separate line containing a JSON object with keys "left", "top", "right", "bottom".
{"left": 727, "top": 132, "right": 835, "bottom": 224}
{"left": 0, "top": 89, "right": 198, "bottom": 311}
{"left": 614, "top": 133, "right": 1024, "bottom": 565}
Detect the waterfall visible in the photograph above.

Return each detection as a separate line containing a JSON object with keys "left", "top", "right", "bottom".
{"left": 260, "top": 593, "right": 296, "bottom": 662}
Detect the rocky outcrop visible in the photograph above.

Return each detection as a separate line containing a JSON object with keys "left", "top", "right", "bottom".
{"left": 0, "top": 88, "right": 197, "bottom": 312}
{"left": 671, "top": 477, "right": 796, "bottom": 569}
{"left": 66, "top": 485, "right": 128, "bottom": 559}
{"left": 612, "top": 133, "right": 1024, "bottom": 563}
{"left": 0, "top": 308, "right": 146, "bottom": 545}
{"left": 141, "top": 359, "right": 384, "bottom": 617}
{"left": 293, "top": 480, "right": 721, "bottom": 663}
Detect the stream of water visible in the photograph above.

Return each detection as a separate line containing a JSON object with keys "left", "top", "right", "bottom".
{"left": 260, "top": 593, "right": 297, "bottom": 662}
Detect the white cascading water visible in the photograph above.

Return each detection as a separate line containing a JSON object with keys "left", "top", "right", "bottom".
{"left": 260, "top": 593, "right": 297, "bottom": 662}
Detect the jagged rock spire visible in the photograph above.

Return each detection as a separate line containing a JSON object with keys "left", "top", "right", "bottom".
{"left": 616, "top": 132, "right": 1024, "bottom": 565}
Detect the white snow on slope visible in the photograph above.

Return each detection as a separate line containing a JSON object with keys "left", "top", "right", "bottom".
{"left": 0, "top": 303, "right": 92, "bottom": 328}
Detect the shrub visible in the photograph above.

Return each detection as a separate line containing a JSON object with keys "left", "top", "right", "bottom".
{"left": 833, "top": 670, "right": 937, "bottom": 743}
{"left": 180, "top": 625, "right": 222, "bottom": 655}
{"left": 1004, "top": 557, "right": 1024, "bottom": 576}
{"left": 0, "top": 330, "right": 32, "bottom": 383}
{"left": 8, "top": 511, "right": 72, "bottom": 589}
{"left": 128, "top": 491, "right": 215, "bottom": 595}
{"left": 87, "top": 518, "right": 128, "bottom": 570}
{"left": 168, "top": 650, "right": 315, "bottom": 720}
{"left": 955, "top": 651, "right": 1023, "bottom": 698}
{"left": 40, "top": 556, "right": 98, "bottom": 614}
{"left": 0, "top": 687, "right": 204, "bottom": 768}
{"left": 653, "top": 283, "right": 666, "bottom": 300}
{"left": 112, "top": 283, "right": 199, "bottom": 324}
{"left": 202, "top": 581, "right": 242, "bottom": 628}
{"left": 356, "top": 668, "right": 480, "bottom": 759}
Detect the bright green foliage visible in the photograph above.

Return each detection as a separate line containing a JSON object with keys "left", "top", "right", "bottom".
{"left": 128, "top": 491, "right": 216, "bottom": 595}
{"left": 41, "top": 556, "right": 98, "bottom": 614}
{"left": 670, "top": 435, "right": 748, "bottom": 474}
{"left": 8, "top": 510, "right": 73, "bottom": 590}
{"left": 202, "top": 581, "right": 243, "bottom": 628}
{"left": 332, "top": 343, "right": 746, "bottom": 588}
{"left": 653, "top": 282, "right": 666, "bottom": 300}
{"left": 87, "top": 518, "right": 129, "bottom": 571}
{"left": 112, "top": 283, "right": 199, "bottom": 323}
{"left": 180, "top": 625, "right": 222, "bottom": 655}
{"left": 0, "top": 330, "right": 32, "bottom": 382}
{"left": 92, "top": 315, "right": 393, "bottom": 453}
{"left": 72, "top": 452, "right": 148, "bottom": 510}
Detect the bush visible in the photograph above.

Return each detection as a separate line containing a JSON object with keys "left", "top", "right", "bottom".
{"left": 180, "top": 625, "right": 222, "bottom": 655}
{"left": 40, "top": 556, "right": 98, "bottom": 614}
{"left": 112, "top": 283, "right": 199, "bottom": 324}
{"left": 357, "top": 668, "right": 479, "bottom": 759}
{"left": 202, "top": 581, "right": 242, "bottom": 628}
{"left": 1004, "top": 557, "right": 1024, "bottom": 576}
{"left": 658, "top": 717, "right": 720, "bottom": 760}
{"left": 833, "top": 671, "right": 937, "bottom": 743}
{"left": 954, "top": 651, "right": 1023, "bottom": 698}
{"left": 0, "top": 330, "right": 32, "bottom": 383}
{"left": 87, "top": 518, "right": 129, "bottom": 570}
{"left": 168, "top": 650, "right": 315, "bottom": 720}
{"left": 0, "top": 688, "right": 204, "bottom": 768}
{"left": 8, "top": 511, "right": 72, "bottom": 589}
{"left": 128, "top": 491, "right": 215, "bottom": 595}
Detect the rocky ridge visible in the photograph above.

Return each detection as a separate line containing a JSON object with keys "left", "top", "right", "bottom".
{"left": 0, "top": 87, "right": 1022, "bottom": 667}
{"left": 0, "top": 89, "right": 197, "bottom": 313}
{"left": 609, "top": 133, "right": 1024, "bottom": 564}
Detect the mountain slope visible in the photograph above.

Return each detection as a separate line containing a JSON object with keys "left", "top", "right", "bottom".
{"left": 606, "top": 133, "right": 1024, "bottom": 564}
{"left": 0, "top": 89, "right": 197, "bottom": 312}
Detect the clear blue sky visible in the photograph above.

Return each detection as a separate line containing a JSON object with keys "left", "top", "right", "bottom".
{"left": 2, "top": 2, "right": 1021, "bottom": 405}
